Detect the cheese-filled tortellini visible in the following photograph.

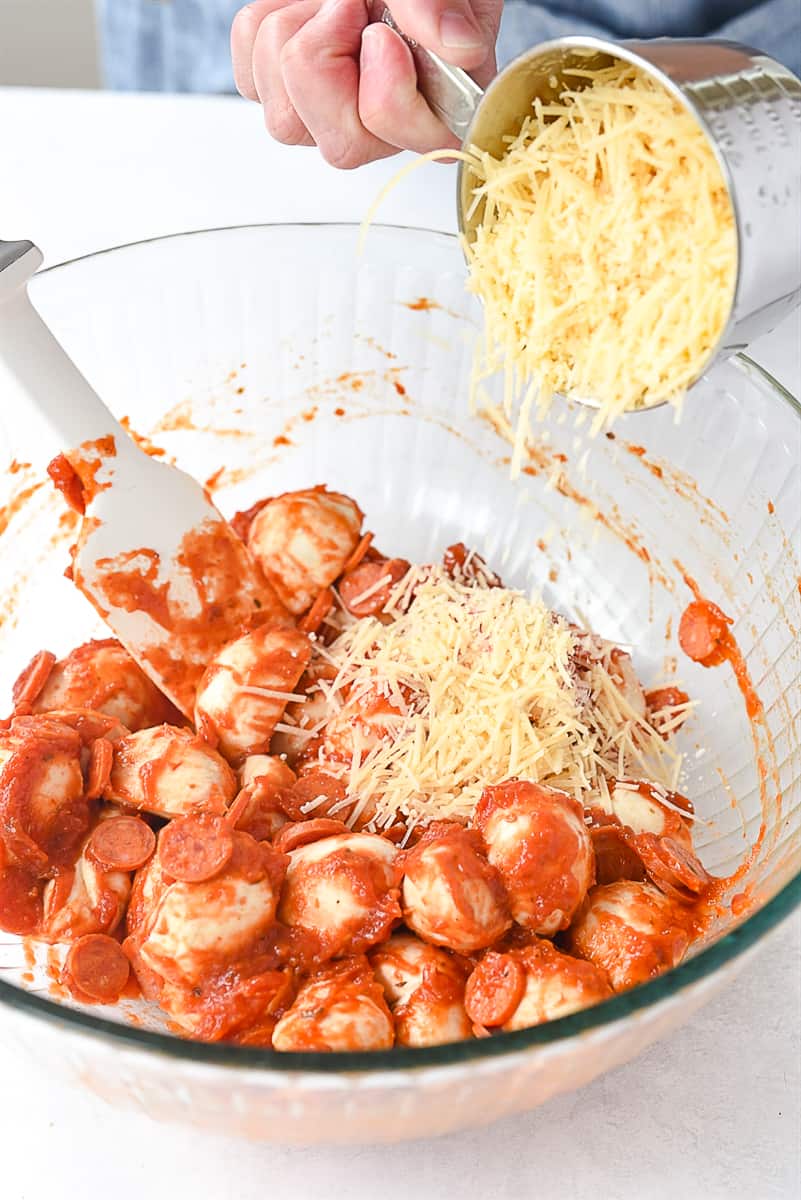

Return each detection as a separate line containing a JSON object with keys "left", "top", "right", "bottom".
{"left": 465, "top": 939, "right": 612, "bottom": 1032}
{"left": 29, "top": 638, "right": 177, "bottom": 731}
{"left": 370, "top": 932, "right": 472, "bottom": 1047}
{"left": 278, "top": 828, "right": 400, "bottom": 959}
{"left": 247, "top": 486, "right": 363, "bottom": 614}
{"left": 106, "top": 725, "right": 237, "bottom": 818}
{"left": 474, "top": 781, "right": 594, "bottom": 936}
{"left": 272, "top": 957, "right": 393, "bottom": 1052}
{"left": 566, "top": 880, "right": 690, "bottom": 991}
{"left": 0, "top": 715, "right": 87, "bottom": 873}
{"left": 400, "top": 822, "right": 510, "bottom": 954}
{"left": 194, "top": 625, "right": 311, "bottom": 762}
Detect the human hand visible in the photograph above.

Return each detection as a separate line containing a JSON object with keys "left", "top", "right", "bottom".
{"left": 231, "top": 0, "right": 502, "bottom": 168}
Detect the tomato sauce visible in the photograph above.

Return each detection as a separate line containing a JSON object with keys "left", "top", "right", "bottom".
{"left": 83, "top": 520, "right": 286, "bottom": 714}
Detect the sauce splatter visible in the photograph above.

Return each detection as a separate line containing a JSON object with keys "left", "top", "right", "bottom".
{"left": 0, "top": 481, "right": 44, "bottom": 538}
{"left": 337, "top": 373, "right": 364, "bottom": 392}
{"left": 405, "top": 297, "right": 440, "bottom": 312}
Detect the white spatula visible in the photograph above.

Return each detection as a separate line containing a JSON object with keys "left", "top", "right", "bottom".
{"left": 0, "top": 239, "right": 287, "bottom": 718}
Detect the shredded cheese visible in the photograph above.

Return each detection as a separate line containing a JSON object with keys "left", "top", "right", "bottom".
{"left": 465, "top": 60, "right": 737, "bottom": 441}
{"left": 305, "top": 567, "right": 687, "bottom": 831}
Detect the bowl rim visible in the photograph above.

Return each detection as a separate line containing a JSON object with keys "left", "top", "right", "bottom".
{"left": 2, "top": 220, "right": 799, "bottom": 1075}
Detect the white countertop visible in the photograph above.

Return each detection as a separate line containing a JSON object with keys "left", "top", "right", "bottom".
{"left": 0, "top": 86, "right": 799, "bottom": 1200}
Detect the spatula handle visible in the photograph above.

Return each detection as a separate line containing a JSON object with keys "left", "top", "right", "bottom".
{"left": 0, "top": 240, "right": 127, "bottom": 454}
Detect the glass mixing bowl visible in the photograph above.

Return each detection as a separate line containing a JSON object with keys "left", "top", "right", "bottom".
{"left": 0, "top": 224, "right": 798, "bottom": 1144}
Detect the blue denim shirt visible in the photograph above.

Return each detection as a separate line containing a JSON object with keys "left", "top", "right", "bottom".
{"left": 97, "top": 0, "right": 801, "bottom": 91}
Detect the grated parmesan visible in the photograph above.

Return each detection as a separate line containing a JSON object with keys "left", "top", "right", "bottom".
{"left": 464, "top": 60, "right": 737, "bottom": 443}
{"left": 303, "top": 567, "right": 687, "bottom": 831}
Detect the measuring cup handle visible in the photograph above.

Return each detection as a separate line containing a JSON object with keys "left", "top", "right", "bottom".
{"left": 368, "top": 2, "right": 483, "bottom": 141}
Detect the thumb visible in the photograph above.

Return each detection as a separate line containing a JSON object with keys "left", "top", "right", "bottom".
{"left": 382, "top": 1, "right": 493, "bottom": 70}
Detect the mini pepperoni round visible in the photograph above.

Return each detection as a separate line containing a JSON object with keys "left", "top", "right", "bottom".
{"left": 158, "top": 815, "right": 234, "bottom": 883}
{"left": 339, "top": 559, "right": 410, "bottom": 617}
{"left": 678, "top": 601, "right": 731, "bottom": 667}
{"left": 87, "top": 816, "right": 157, "bottom": 872}
{"left": 637, "top": 834, "right": 711, "bottom": 900}
{"left": 85, "top": 737, "right": 115, "bottom": 801}
{"left": 341, "top": 531, "right": 374, "bottom": 575}
{"left": 0, "top": 867, "right": 43, "bottom": 936}
{"left": 274, "top": 818, "right": 350, "bottom": 854}
{"left": 11, "top": 650, "right": 56, "bottom": 712}
{"left": 66, "top": 934, "right": 130, "bottom": 1002}
{"left": 283, "top": 771, "right": 347, "bottom": 821}
{"left": 298, "top": 588, "right": 335, "bottom": 635}
{"left": 465, "top": 952, "right": 525, "bottom": 1028}
{"left": 645, "top": 686, "right": 690, "bottom": 712}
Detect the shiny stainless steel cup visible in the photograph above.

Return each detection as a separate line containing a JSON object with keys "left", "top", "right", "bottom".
{"left": 370, "top": 6, "right": 801, "bottom": 393}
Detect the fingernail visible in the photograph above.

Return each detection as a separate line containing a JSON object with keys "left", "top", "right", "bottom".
{"left": 439, "top": 9, "right": 483, "bottom": 50}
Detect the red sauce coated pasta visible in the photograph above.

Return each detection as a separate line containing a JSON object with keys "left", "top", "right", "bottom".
{"left": 0, "top": 482, "right": 721, "bottom": 1051}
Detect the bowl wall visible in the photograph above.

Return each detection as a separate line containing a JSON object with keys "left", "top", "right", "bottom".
{"left": 0, "top": 225, "right": 798, "bottom": 1141}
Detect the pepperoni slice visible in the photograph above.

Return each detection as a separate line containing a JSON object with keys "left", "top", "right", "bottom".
{"left": 465, "top": 952, "right": 525, "bottom": 1028}
{"left": 341, "top": 531, "right": 374, "bottom": 575}
{"left": 282, "top": 771, "right": 347, "bottom": 821}
{"left": 11, "top": 650, "right": 56, "bottom": 712}
{"left": 225, "top": 787, "right": 255, "bottom": 829}
{"left": 645, "top": 686, "right": 690, "bottom": 712}
{"left": 65, "top": 934, "right": 130, "bottom": 1002}
{"left": 158, "top": 815, "right": 233, "bottom": 883}
{"left": 678, "top": 601, "right": 732, "bottom": 667}
{"left": 298, "top": 588, "right": 335, "bottom": 635}
{"left": 0, "top": 867, "right": 43, "bottom": 935}
{"left": 442, "top": 543, "right": 502, "bottom": 587}
{"left": 638, "top": 834, "right": 711, "bottom": 901}
{"left": 85, "top": 737, "right": 114, "bottom": 801}
{"left": 339, "top": 558, "right": 411, "bottom": 618}
{"left": 274, "top": 818, "right": 349, "bottom": 854}
{"left": 87, "top": 815, "right": 156, "bottom": 872}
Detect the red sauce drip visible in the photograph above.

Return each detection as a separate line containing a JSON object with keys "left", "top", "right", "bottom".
{"left": 767, "top": 500, "right": 775, "bottom": 514}
{"left": 393, "top": 381, "right": 406, "bottom": 396}
{"left": 205, "top": 467, "right": 225, "bottom": 492}
{"left": 273, "top": 435, "right": 292, "bottom": 447}
{"left": 334, "top": 407, "right": 346, "bottom": 417}
{"left": 404, "top": 297, "right": 439, "bottom": 311}
{"left": 677, "top": 581, "right": 761, "bottom": 720}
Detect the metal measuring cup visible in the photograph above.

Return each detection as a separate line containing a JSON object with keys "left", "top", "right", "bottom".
{"left": 370, "top": 5, "right": 801, "bottom": 397}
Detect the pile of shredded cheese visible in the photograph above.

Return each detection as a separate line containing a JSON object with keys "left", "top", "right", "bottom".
{"left": 301, "top": 568, "right": 687, "bottom": 835}
{"left": 464, "top": 60, "right": 737, "bottom": 442}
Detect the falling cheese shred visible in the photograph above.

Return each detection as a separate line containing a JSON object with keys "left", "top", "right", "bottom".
{"left": 305, "top": 568, "right": 686, "bottom": 831}
{"left": 464, "top": 60, "right": 738, "bottom": 440}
